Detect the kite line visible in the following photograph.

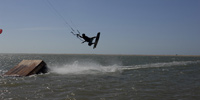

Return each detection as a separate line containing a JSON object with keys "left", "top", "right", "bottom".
{"left": 46, "top": 0, "right": 83, "bottom": 41}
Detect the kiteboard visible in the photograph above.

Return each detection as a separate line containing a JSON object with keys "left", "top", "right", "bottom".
{"left": 93, "top": 32, "right": 100, "bottom": 49}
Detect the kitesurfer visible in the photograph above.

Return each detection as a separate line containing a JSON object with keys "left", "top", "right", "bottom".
{"left": 77, "top": 33, "right": 96, "bottom": 46}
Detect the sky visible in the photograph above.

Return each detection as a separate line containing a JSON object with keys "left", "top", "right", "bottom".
{"left": 0, "top": 0, "right": 200, "bottom": 55}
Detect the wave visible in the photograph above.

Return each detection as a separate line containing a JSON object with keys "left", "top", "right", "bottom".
{"left": 49, "top": 60, "right": 200, "bottom": 75}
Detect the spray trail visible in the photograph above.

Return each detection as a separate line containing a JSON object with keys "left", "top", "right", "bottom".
{"left": 49, "top": 61, "right": 122, "bottom": 75}
{"left": 122, "top": 60, "right": 200, "bottom": 70}
{"left": 49, "top": 60, "right": 200, "bottom": 75}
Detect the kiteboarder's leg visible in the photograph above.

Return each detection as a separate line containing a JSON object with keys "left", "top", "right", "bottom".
{"left": 88, "top": 38, "right": 95, "bottom": 46}
{"left": 91, "top": 36, "right": 96, "bottom": 39}
{"left": 91, "top": 37, "right": 96, "bottom": 44}
{"left": 88, "top": 42, "right": 93, "bottom": 46}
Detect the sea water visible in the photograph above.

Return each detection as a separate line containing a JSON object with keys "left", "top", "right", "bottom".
{"left": 0, "top": 54, "right": 200, "bottom": 100}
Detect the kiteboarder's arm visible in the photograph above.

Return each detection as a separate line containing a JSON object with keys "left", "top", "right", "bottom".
{"left": 76, "top": 34, "right": 82, "bottom": 38}
{"left": 82, "top": 41, "right": 86, "bottom": 43}
{"left": 76, "top": 34, "right": 86, "bottom": 43}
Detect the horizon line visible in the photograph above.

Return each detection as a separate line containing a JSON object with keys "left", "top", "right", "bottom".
{"left": 0, "top": 53, "right": 200, "bottom": 57}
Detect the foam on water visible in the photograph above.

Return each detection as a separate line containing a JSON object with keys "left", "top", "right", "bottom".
{"left": 123, "top": 60, "right": 200, "bottom": 70}
{"left": 49, "top": 61, "right": 122, "bottom": 75}
{"left": 49, "top": 60, "right": 200, "bottom": 75}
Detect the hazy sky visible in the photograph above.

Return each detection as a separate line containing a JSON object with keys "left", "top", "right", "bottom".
{"left": 0, "top": 0, "right": 200, "bottom": 55}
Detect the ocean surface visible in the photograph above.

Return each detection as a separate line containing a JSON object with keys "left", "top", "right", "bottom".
{"left": 0, "top": 54, "right": 200, "bottom": 100}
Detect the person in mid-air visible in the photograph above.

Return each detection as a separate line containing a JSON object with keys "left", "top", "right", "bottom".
{"left": 77, "top": 33, "right": 96, "bottom": 46}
